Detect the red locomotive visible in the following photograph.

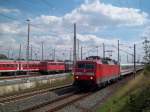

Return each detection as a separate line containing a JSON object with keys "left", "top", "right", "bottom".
{"left": 73, "top": 56, "right": 120, "bottom": 87}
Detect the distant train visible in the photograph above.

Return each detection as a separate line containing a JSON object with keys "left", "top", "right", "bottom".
{"left": 73, "top": 56, "right": 144, "bottom": 87}
{"left": 0, "top": 60, "right": 72, "bottom": 75}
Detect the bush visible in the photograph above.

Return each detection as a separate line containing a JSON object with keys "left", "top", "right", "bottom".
{"left": 127, "top": 87, "right": 150, "bottom": 112}
{"left": 144, "top": 64, "right": 150, "bottom": 76}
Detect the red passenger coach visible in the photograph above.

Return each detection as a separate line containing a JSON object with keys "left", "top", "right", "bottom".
{"left": 73, "top": 56, "right": 120, "bottom": 87}
{"left": 20, "top": 61, "right": 40, "bottom": 72}
{"left": 0, "top": 61, "right": 18, "bottom": 73}
{"left": 39, "top": 61, "right": 65, "bottom": 74}
{"left": 0, "top": 60, "right": 18, "bottom": 75}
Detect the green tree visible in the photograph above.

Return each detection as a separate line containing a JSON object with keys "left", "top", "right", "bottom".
{"left": 0, "top": 54, "right": 8, "bottom": 59}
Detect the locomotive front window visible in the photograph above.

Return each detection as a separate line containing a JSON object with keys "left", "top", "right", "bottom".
{"left": 77, "top": 63, "right": 94, "bottom": 69}
{"left": 86, "top": 64, "right": 94, "bottom": 69}
{"left": 77, "top": 63, "right": 85, "bottom": 69}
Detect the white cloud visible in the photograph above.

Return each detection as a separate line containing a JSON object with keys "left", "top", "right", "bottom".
{"left": 63, "top": 0, "right": 148, "bottom": 27}
{"left": 28, "top": 0, "right": 149, "bottom": 35}
{"left": 0, "top": 22, "right": 22, "bottom": 34}
{"left": 0, "top": 7, "right": 20, "bottom": 14}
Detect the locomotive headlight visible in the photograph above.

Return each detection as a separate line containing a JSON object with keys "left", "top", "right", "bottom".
{"left": 76, "top": 76, "right": 79, "bottom": 79}
{"left": 90, "top": 76, "right": 93, "bottom": 80}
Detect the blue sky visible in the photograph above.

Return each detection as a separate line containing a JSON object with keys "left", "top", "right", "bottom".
{"left": 0, "top": 0, "right": 84, "bottom": 19}
{"left": 1, "top": 0, "right": 150, "bottom": 20}
{"left": 0, "top": 0, "right": 149, "bottom": 61}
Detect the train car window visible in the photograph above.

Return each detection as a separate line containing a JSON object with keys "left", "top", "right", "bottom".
{"left": 49, "top": 63, "right": 53, "bottom": 65}
{"left": 53, "top": 63, "right": 56, "bottom": 65}
{"left": 86, "top": 64, "right": 94, "bottom": 69}
{"left": 0, "top": 64, "right": 3, "bottom": 67}
{"left": 77, "top": 63, "right": 85, "bottom": 69}
{"left": 3, "top": 64, "right": 6, "bottom": 68}
{"left": 10, "top": 64, "right": 14, "bottom": 67}
{"left": 2, "top": 64, "right": 4, "bottom": 67}
{"left": 7, "top": 64, "right": 10, "bottom": 67}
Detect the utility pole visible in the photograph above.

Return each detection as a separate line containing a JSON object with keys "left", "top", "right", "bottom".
{"left": 77, "top": 39, "right": 80, "bottom": 60}
{"left": 96, "top": 46, "right": 98, "bottom": 56}
{"left": 19, "top": 44, "right": 21, "bottom": 60}
{"left": 81, "top": 46, "right": 83, "bottom": 60}
{"left": 127, "top": 54, "right": 128, "bottom": 63}
{"left": 41, "top": 41, "right": 44, "bottom": 61}
{"left": 118, "top": 40, "right": 120, "bottom": 64}
{"left": 30, "top": 45, "right": 32, "bottom": 60}
{"left": 73, "top": 23, "right": 77, "bottom": 67}
{"left": 70, "top": 48, "right": 72, "bottom": 61}
{"left": 143, "top": 37, "right": 150, "bottom": 63}
{"left": 17, "top": 44, "right": 21, "bottom": 75}
{"left": 53, "top": 48, "right": 55, "bottom": 61}
{"left": 11, "top": 50, "right": 14, "bottom": 60}
{"left": 105, "top": 50, "right": 113, "bottom": 58}
{"left": 120, "top": 55, "right": 121, "bottom": 62}
{"left": 103, "top": 43, "right": 105, "bottom": 58}
{"left": 8, "top": 47, "right": 10, "bottom": 59}
{"left": 134, "top": 44, "right": 136, "bottom": 77}
{"left": 26, "top": 19, "right": 30, "bottom": 75}
{"left": 35, "top": 53, "right": 37, "bottom": 60}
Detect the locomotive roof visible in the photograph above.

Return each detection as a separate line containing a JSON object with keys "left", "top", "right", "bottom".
{"left": 40, "top": 61, "right": 64, "bottom": 63}
{"left": 78, "top": 56, "right": 118, "bottom": 65}
{"left": 0, "top": 60, "right": 40, "bottom": 64}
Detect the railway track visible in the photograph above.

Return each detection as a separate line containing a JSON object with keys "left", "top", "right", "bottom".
{"left": 0, "top": 72, "right": 71, "bottom": 80}
{"left": 0, "top": 71, "right": 143, "bottom": 112}
{"left": 21, "top": 91, "right": 92, "bottom": 112}
{"left": 21, "top": 71, "right": 143, "bottom": 112}
{"left": 0, "top": 84, "right": 73, "bottom": 104}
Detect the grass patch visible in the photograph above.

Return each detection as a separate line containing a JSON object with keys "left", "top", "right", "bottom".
{"left": 98, "top": 66, "right": 150, "bottom": 112}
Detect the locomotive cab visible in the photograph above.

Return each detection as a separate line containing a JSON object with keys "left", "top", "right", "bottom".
{"left": 74, "top": 59, "right": 98, "bottom": 87}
